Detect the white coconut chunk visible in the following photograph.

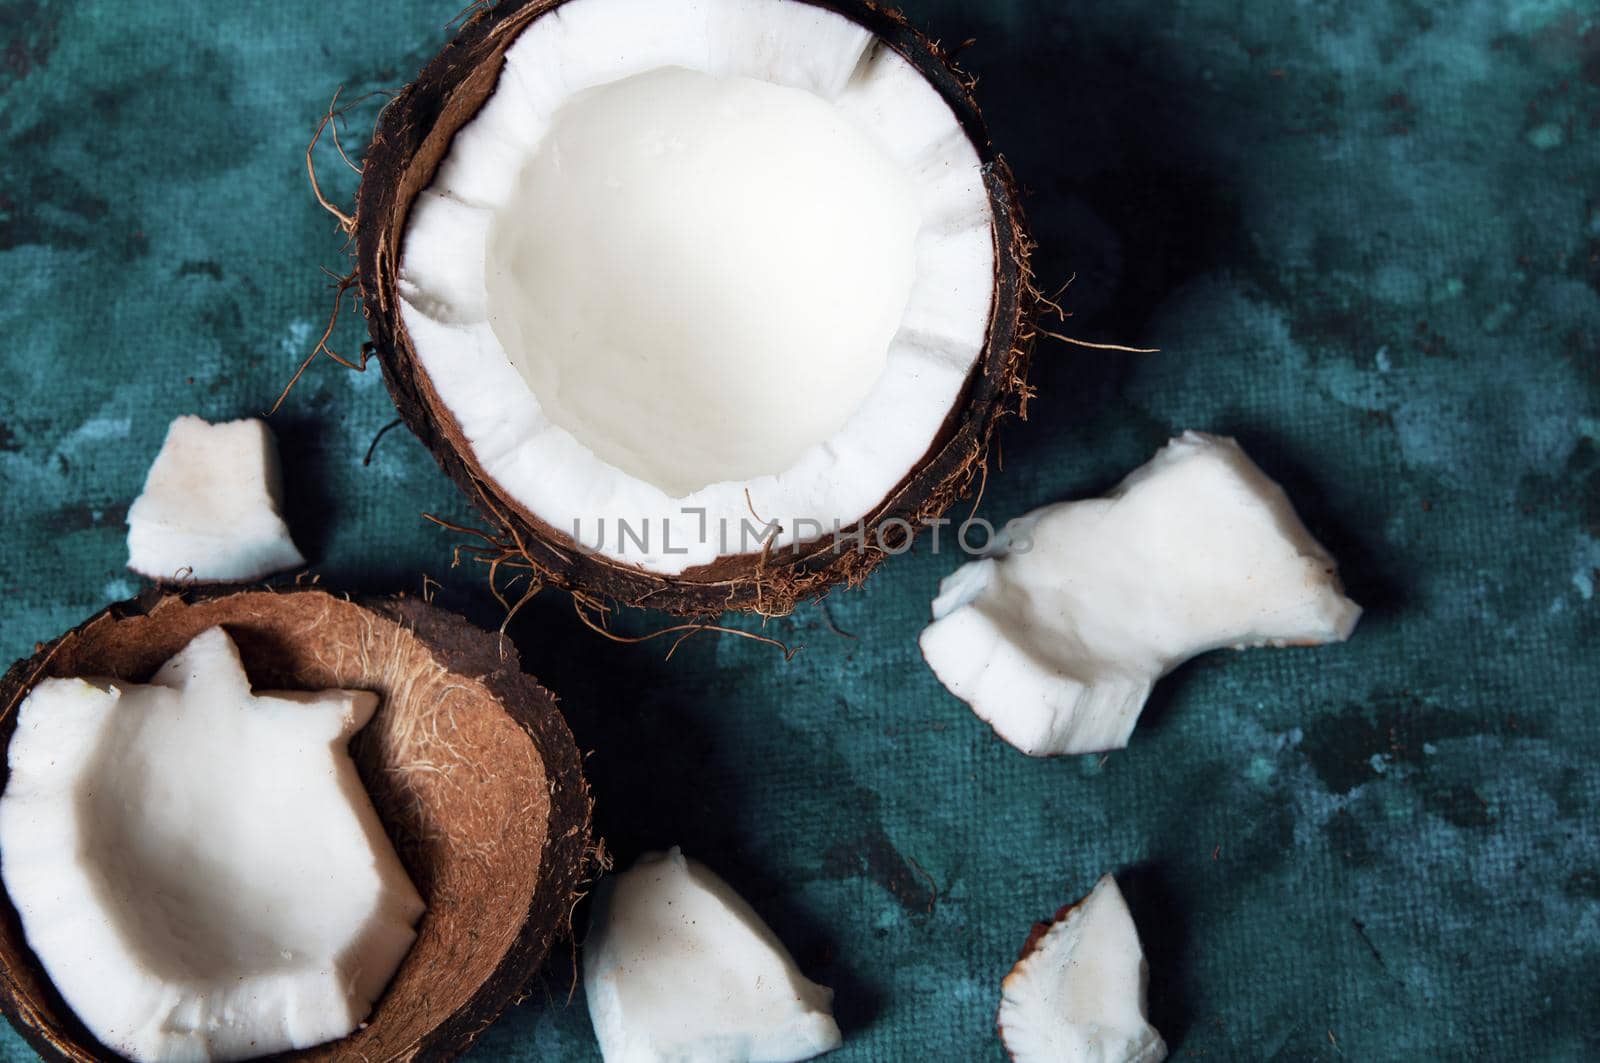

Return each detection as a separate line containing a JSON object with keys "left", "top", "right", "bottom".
{"left": 402, "top": 0, "right": 995, "bottom": 574}
{"left": 998, "top": 875, "right": 1167, "bottom": 1063}
{"left": 584, "top": 847, "right": 841, "bottom": 1063}
{"left": 0, "top": 628, "right": 424, "bottom": 1062}
{"left": 126, "top": 415, "right": 306, "bottom": 583}
{"left": 921, "top": 432, "right": 1362, "bottom": 756}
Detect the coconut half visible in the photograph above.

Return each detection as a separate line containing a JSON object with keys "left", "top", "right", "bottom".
{"left": 921, "top": 432, "right": 1362, "bottom": 756}
{"left": 0, "top": 626, "right": 426, "bottom": 1061}
{"left": 0, "top": 589, "right": 592, "bottom": 1062}
{"left": 126, "top": 416, "right": 305, "bottom": 584}
{"left": 355, "top": 0, "right": 1035, "bottom": 616}
{"left": 998, "top": 875, "right": 1166, "bottom": 1063}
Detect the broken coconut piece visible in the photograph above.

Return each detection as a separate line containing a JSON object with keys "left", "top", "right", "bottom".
{"left": 356, "top": 0, "right": 1035, "bottom": 615}
{"left": 126, "top": 415, "right": 306, "bottom": 583}
{"left": 584, "top": 847, "right": 841, "bottom": 1062}
{"left": 998, "top": 875, "right": 1166, "bottom": 1063}
{"left": 0, "top": 588, "right": 592, "bottom": 1063}
{"left": 0, "top": 626, "right": 424, "bottom": 1062}
{"left": 921, "top": 431, "right": 1361, "bottom": 756}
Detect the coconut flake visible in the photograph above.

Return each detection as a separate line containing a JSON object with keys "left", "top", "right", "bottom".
{"left": 126, "top": 415, "right": 306, "bottom": 583}
{"left": 583, "top": 847, "right": 841, "bottom": 1062}
{"left": 921, "top": 432, "right": 1362, "bottom": 756}
{"left": 0, "top": 628, "right": 424, "bottom": 1062}
{"left": 400, "top": 0, "right": 995, "bottom": 574}
{"left": 998, "top": 875, "right": 1167, "bottom": 1063}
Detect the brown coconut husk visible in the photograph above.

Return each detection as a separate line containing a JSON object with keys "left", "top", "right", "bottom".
{"left": 0, "top": 588, "right": 593, "bottom": 1062}
{"left": 347, "top": 0, "right": 1038, "bottom": 618}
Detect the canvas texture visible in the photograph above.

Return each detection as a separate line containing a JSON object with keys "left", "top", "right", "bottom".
{"left": 0, "top": 0, "right": 1596, "bottom": 1058}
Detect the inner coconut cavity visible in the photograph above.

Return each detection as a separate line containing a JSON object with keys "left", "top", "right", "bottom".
{"left": 399, "top": 0, "right": 996, "bottom": 573}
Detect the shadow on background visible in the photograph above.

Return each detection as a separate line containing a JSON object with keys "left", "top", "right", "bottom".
{"left": 958, "top": 5, "right": 1253, "bottom": 481}
{"left": 1119, "top": 861, "right": 1195, "bottom": 1046}
{"left": 457, "top": 5, "right": 1248, "bottom": 1043}
{"left": 274, "top": 412, "right": 339, "bottom": 567}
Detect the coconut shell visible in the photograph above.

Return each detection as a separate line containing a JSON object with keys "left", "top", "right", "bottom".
{"left": 352, "top": 0, "right": 1037, "bottom": 618}
{"left": 0, "top": 587, "right": 592, "bottom": 1062}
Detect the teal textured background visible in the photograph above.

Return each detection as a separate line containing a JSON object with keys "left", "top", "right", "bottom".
{"left": 2, "top": 0, "right": 1598, "bottom": 1059}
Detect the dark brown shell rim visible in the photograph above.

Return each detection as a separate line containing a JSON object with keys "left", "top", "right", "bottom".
{"left": 0, "top": 587, "right": 592, "bottom": 1063}
{"left": 354, "top": 0, "right": 1038, "bottom": 617}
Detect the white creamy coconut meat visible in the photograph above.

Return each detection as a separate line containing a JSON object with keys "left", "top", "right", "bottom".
{"left": 0, "top": 628, "right": 424, "bottom": 1062}
{"left": 998, "top": 875, "right": 1166, "bottom": 1063}
{"left": 126, "top": 415, "right": 305, "bottom": 583}
{"left": 584, "top": 847, "right": 841, "bottom": 1062}
{"left": 922, "top": 432, "right": 1362, "bottom": 756}
{"left": 399, "top": 0, "right": 995, "bottom": 572}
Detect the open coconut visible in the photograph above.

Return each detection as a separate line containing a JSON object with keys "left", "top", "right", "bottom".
{"left": 351, "top": 0, "right": 1035, "bottom": 616}
{"left": 0, "top": 588, "right": 592, "bottom": 1062}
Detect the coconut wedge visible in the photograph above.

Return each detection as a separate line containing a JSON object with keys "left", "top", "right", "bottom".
{"left": 0, "top": 589, "right": 591, "bottom": 1062}
{"left": 583, "top": 848, "right": 841, "bottom": 1062}
{"left": 998, "top": 875, "right": 1166, "bottom": 1063}
{"left": 126, "top": 416, "right": 305, "bottom": 583}
{"left": 353, "top": 0, "right": 1034, "bottom": 616}
{"left": 921, "top": 432, "right": 1361, "bottom": 756}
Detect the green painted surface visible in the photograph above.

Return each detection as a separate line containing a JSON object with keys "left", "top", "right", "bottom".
{"left": 1, "top": 0, "right": 1597, "bottom": 1058}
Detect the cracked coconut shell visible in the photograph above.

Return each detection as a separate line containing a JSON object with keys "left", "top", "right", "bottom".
{"left": 0, "top": 587, "right": 592, "bottom": 1063}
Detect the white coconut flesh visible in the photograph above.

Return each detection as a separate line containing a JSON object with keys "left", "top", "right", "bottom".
{"left": 998, "top": 875, "right": 1167, "bottom": 1063}
{"left": 126, "top": 415, "right": 306, "bottom": 583}
{"left": 399, "top": 0, "right": 996, "bottom": 574}
{"left": 921, "top": 432, "right": 1362, "bottom": 757}
{"left": 583, "top": 847, "right": 842, "bottom": 1062}
{"left": 0, "top": 628, "right": 424, "bottom": 1062}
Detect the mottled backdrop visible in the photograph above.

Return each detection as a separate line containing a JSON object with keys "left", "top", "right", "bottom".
{"left": 1, "top": 0, "right": 1597, "bottom": 1059}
